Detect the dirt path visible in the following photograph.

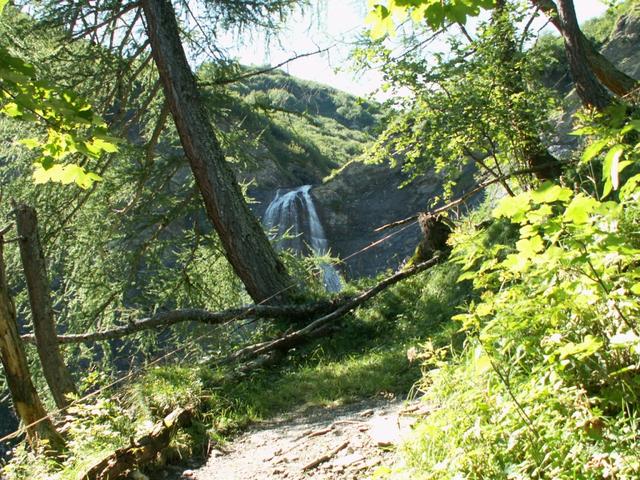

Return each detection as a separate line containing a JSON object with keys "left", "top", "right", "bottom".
{"left": 159, "top": 397, "right": 424, "bottom": 480}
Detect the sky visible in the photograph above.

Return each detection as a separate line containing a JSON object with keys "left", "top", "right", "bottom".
{"left": 227, "top": 0, "right": 611, "bottom": 99}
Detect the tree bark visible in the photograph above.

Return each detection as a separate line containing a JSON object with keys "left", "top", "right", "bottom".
{"left": 0, "top": 233, "right": 65, "bottom": 454}
{"left": 15, "top": 204, "right": 77, "bottom": 408}
{"left": 533, "top": 0, "right": 632, "bottom": 103}
{"left": 140, "top": 0, "right": 295, "bottom": 304}
{"left": 556, "top": 0, "right": 613, "bottom": 110}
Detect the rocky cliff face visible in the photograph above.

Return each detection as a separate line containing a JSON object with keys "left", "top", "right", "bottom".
{"left": 602, "top": 5, "right": 640, "bottom": 79}
{"left": 308, "top": 161, "right": 477, "bottom": 279}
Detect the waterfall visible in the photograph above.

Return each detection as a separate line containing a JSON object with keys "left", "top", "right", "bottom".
{"left": 263, "top": 185, "right": 342, "bottom": 292}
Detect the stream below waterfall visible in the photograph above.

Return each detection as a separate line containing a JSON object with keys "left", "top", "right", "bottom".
{"left": 263, "top": 185, "right": 342, "bottom": 292}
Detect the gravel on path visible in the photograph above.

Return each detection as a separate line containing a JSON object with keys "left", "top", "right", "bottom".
{"left": 156, "top": 396, "right": 425, "bottom": 480}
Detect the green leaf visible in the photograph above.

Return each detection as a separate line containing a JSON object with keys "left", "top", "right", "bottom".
{"left": 84, "top": 137, "right": 119, "bottom": 157}
{"left": 475, "top": 302, "right": 493, "bottom": 317}
{"left": 563, "top": 194, "right": 598, "bottom": 225}
{"left": 558, "top": 335, "right": 602, "bottom": 360}
{"left": 18, "top": 138, "right": 41, "bottom": 149}
{"left": 0, "top": 0, "right": 9, "bottom": 14}
{"left": 581, "top": 139, "right": 608, "bottom": 162}
{"left": 458, "top": 271, "right": 477, "bottom": 282}
{"left": 33, "top": 162, "right": 102, "bottom": 189}
{"left": 492, "top": 193, "right": 530, "bottom": 222}
{"left": 601, "top": 144, "right": 625, "bottom": 197}
{"left": 502, "top": 253, "right": 529, "bottom": 273}
{"left": 620, "top": 173, "right": 640, "bottom": 200}
{"left": 628, "top": 119, "right": 640, "bottom": 132}
{"left": 1, "top": 102, "right": 21, "bottom": 117}
{"left": 366, "top": 5, "right": 396, "bottom": 39}
{"left": 530, "top": 181, "right": 572, "bottom": 204}
{"left": 516, "top": 235, "right": 544, "bottom": 258}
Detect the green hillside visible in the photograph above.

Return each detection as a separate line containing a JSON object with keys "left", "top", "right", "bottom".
{"left": 198, "top": 65, "right": 383, "bottom": 188}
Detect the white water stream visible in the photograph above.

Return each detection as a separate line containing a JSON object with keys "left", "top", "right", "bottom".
{"left": 263, "top": 185, "right": 342, "bottom": 292}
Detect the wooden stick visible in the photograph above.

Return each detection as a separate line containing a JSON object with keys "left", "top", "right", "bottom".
{"left": 302, "top": 440, "right": 349, "bottom": 471}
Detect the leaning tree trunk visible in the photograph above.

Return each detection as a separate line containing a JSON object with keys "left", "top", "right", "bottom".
{"left": 0, "top": 234, "right": 65, "bottom": 454}
{"left": 533, "top": 0, "right": 628, "bottom": 107}
{"left": 15, "top": 204, "right": 77, "bottom": 408}
{"left": 532, "top": 0, "right": 637, "bottom": 97}
{"left": 140, "top": 0, "right": 294, "bottom": 304}
{"left": 585, "top": 37, "right": 638, "bottom": 97}
{"left": 556, "top": 0, "right": 613, "bottom": 110}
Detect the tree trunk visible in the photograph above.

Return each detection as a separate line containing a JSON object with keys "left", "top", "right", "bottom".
{"left": 585, "top": 40, "right": 637, "bottom": 97}
{"left": 556, "top": 0, "right": 613, "bottom": 110}
{"left": 0, "top": 234, "right": 65, "bottom": 454}
{"left": 140, "top": 0, "right": 295, "bottom": 304}
{"left": 15, "top": 204, "right": 77, "bottom": 408}
{"left": 533, "top": 0, "right": 634, "bottom": 101}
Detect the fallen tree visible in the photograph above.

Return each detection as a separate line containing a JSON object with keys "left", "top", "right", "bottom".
{"left": 221, "top": 256, "right": 443, "bottom": 366}
{"left": 20, "top": 301, "right": 342, "bottom": 345}
{"left": 81, "top": 406, "right": 195, "bottom": 480}
{"left": 20, "top": 256, "right": 442, "bottom": 346}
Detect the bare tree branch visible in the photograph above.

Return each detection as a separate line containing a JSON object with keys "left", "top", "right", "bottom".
{"left": 20, "top": 302, "right": 340, "bottom": 345}
{"left": 199, "top": 46, "right": 333, "bottom": 87}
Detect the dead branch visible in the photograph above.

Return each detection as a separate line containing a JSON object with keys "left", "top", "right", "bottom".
{"left": 302, "top": 440, "right": 349, "bottom": 471}
{"left": 199, "top": 46, "right": 332, "bottom": 87}
{"left": 222, "top": 256, "right": 442, "bottom": 365}
{"left": 81, "top": 406, "right": 195, "bottom": 480}
{"left": 308, "top": 426, "right": 334, "bottom": 438}
{"left": 20, "top": 301, "right": 340, "bottom": 345}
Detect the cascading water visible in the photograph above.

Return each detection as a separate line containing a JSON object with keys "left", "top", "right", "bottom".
{"left": 263, "top": 185, "right": 342, "bottom": 292}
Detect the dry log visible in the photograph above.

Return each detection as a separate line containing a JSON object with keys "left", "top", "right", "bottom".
{"left": 81, "top": 406, "right": 195, "bottom": 480}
